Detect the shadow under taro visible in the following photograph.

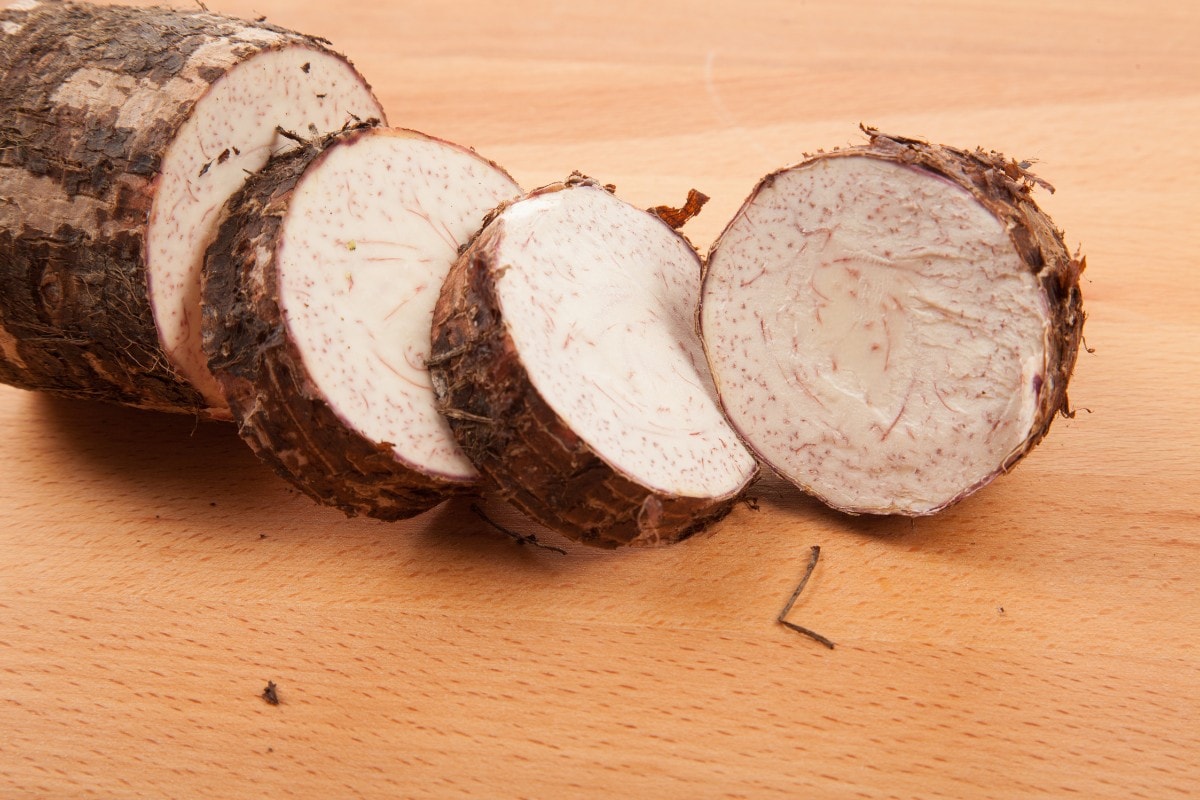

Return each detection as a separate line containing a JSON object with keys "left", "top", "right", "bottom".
{"left": 748, "top": 467, "right": 994, "bottom": 547}
{"left": 31, "top": 393, "right": 596, "bottom": 565}
{"left": 32, "top": 393, "right": 298, "bottom": 521}
{"left": 27, "top": 392, "right": 1014, "bottom": 566}
{"left": 414, "top": 493, "right": 608, "bottom": 570}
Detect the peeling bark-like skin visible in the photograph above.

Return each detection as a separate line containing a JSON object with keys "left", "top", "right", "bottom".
{"left": 203, "top": 126, "right": 462, "bottom": 521}
{"left": 430, "top": 178, "right": 748, "bottom": 548}
{"left": 0, "top": 0, "right": 375, "bottom": 414}
{"left": 704, "top": 128, "right": 1085, "bottom": 514}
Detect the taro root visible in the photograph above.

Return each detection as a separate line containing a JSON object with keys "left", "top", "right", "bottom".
{"left": 203, "top": 125, "right": 521, "bottom": 520}
{"left": 700, "top": 129, "right": 1084, "bottom": 515}
{"left": 0, "top": 0, "right": 383, "bottom": 415}
{"left": 430, "top": 176, "right": 758, "bottom": 547}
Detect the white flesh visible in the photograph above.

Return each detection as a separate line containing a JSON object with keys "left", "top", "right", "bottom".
{"left": 277, "top": 131, "right": 521, "bottom": 482}
{"left": 702, "top": 156, "right": 1049, "bottom": 514}
{"left": 493, "top": 184, "right": 757, "bottom": 499}
{"left": 146, "top": 46, "right": 383, "bottom": 409}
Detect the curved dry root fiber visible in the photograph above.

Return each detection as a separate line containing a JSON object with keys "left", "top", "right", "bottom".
{"left": 430, "top": 176, "right": 758, "bottom": 547}
{"left": 0, "top": 0, "right": 383, "bottom": 415}
{"left": 203, "top": 125, "right": 522, "bottom": 520}
{"left": 701, "top": 128, "right": 1084, "bottom": 515}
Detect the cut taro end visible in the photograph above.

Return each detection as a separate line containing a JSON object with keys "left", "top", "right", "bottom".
{"left": 701, "top": 129, "right": 1084, "bottom": 516}
{"left": 430, "top": 175, "right": 759, "bottom": 547}
{"left": 0, "top": 1, "right": 384, "bottom": 416}
{"left": 203, "top": 126, "right": 521, "bottom": 520}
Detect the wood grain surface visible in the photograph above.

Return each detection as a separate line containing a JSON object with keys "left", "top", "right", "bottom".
{"left": 2, "top": 0, "right": 1198, "bottom": 797}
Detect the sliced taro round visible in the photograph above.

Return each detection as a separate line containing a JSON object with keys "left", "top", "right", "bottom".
{"left": 203, "top": 126, "right": 521, "bottom": 520}
{"left": 701, "top": 130, "right": 1085, "bottom": 515}
{"left": 0, "top": 1, "right": 384, "bottom": 416}
{"left": 429, "top": 176, "right": 758, "bottom": 547}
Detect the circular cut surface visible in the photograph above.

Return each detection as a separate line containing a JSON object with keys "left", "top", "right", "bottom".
{"left": 493, "top": 185, "right": 757, "bottom": 498}
{"left": 278, "top": 132, "right": 520, "bottom": 481}
{"left": 702, "top": 156, "right": 1049, "bottom": 514}
{"left": 147, "top": 44, "right": 383, "bottom": 408}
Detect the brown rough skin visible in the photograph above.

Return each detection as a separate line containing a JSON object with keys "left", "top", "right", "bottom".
{"left": 202, "top": 125, "right": 458, "bottom": 521}
{"left": 429, "top": 178, "right": 745, "bottom": 548}
{"left": 0, "top": 0, "right": 373, "bottom": 415}
{"left": 705, "top": 127, "right": 1086, "bottom": 509}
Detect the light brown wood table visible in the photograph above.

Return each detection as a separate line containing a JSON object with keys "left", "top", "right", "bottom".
{"left": 2, "top": 1, "right": 1197, "bottom": 797}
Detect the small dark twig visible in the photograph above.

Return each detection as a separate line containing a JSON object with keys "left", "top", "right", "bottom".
{"left": 778, "top": 619, "right": 836, "bottom": 649}
{"left": 261, "top": 680, "right": 279, "bottom": 705}
{"left": 777, "top": 545, "right": 835, "bottom": 649}
{"left": 470, "top": 504, "right": 567, "bottom": 555}
{"left": 779, "top": 546, "right": 820, "bottom": 618}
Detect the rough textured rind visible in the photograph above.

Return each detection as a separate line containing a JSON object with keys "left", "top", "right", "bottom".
{"left": 202, "top": 125, "right": 467, "bottom": 521}
{"left": 703, "top": 128, "right": 1085, "bottom": 514}
{"left": 430, "top": 178, "right": 750, "bottom": 548}
{"left": 0, "top": 0, "right": 376, "bottom": 414}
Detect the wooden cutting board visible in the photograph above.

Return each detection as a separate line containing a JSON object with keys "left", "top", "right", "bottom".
{"left": 2, "top": 1, "right": 1197, "bottom": 797}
